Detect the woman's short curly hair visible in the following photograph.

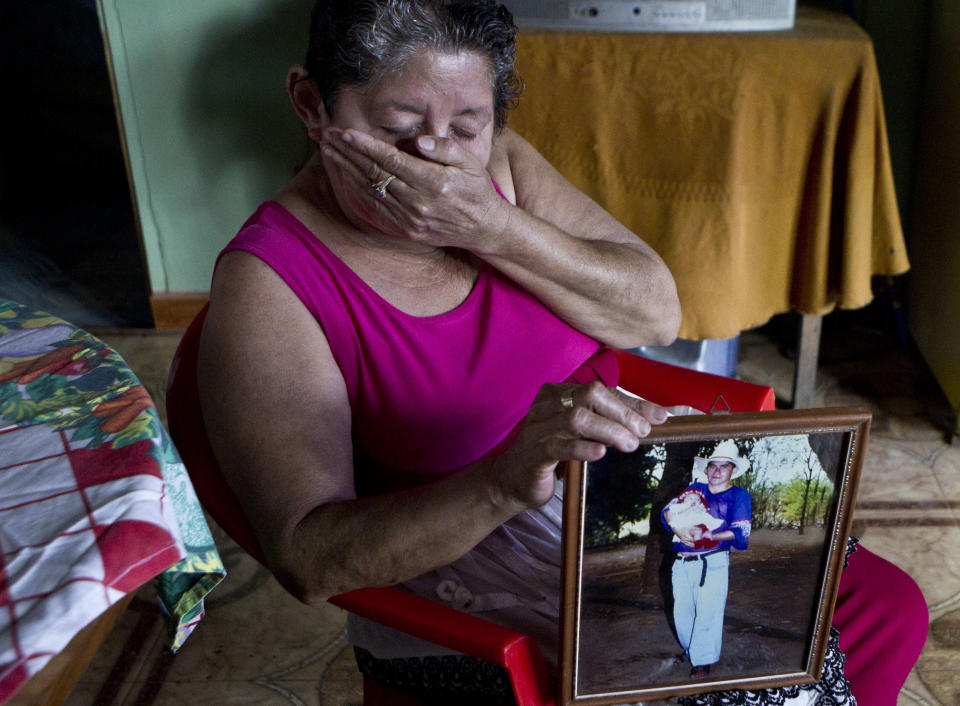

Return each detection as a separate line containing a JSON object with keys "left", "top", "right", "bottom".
{"left": 304, "top": 0, "right": 523, "bottom": 132}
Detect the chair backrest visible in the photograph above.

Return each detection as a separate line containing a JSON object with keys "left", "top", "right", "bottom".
{"left": 613, "top": 349, "right": 776, "bottom": 414}
{"left": 165, "top": 305, "right": 268, "bottom": 565}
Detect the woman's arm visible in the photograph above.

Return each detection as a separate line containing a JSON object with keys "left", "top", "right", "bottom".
{"left": 485, "top": 128, "right": 681, "bottom": 348}
{"left": 321, "top": 127, "right": 681, "bottom": 349}
{"left": 199, "top": 251, "right": 667, "bottom": 603}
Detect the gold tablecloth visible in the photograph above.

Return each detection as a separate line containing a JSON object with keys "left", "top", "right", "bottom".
{"left": 510, "top": 7, "right": 908, "bottom": 340}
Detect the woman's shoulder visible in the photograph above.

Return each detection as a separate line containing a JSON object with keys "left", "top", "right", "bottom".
{"left": 488, "top": 129, "right": 519, "bottom": 204}
{"left": 494, "top": 126, "right": 569, "bottom": 198}
{"left": 495, "top": 127, "right": 538, "bottom": 175}
{"left": 494, "top": 127, "right": 580, "bottom": 215}
{"left": 221, "top": 200, "right": 332, "bottom": 270}
{"left": 492, "top": 127, "right": 561, "bottom": 206}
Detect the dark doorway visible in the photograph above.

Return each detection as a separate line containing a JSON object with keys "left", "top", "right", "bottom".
{"left": 1, "top": 0, "right": 153, "bottom": 328}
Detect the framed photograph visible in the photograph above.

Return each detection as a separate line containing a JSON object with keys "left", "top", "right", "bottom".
{"left": 559, "top": 407, "right": 870, "bottom": 704}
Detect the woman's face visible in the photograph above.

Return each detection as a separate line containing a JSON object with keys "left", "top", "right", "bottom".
{"left": 320, "top": 50, "right": 497, "bottom": 231}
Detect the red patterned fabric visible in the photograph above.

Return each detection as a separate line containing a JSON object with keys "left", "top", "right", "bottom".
{"left": 0, "top": 300, "right": 224, "bottom": 704}
{"left": 0, "top": 423, "right": 183, "bottom": 700}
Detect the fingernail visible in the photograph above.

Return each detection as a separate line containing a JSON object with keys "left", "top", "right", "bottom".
{"left": 341, "top": 131, "right": 354, "bottom": 143}
{"left": 417, "top": 135, "right": 436, "bottom": 151}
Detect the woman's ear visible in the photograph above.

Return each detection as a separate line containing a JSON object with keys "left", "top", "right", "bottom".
{"left": 286, "top": 64, "right": 329, "bottom": 142}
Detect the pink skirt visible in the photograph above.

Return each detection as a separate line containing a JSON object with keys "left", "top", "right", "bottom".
{"left": 834, "top": 543, "right": 928, "bottom": 705}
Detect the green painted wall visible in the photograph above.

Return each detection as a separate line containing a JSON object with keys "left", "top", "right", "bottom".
{"left": 97, "top": 0, "right": 313, "bottom": 293}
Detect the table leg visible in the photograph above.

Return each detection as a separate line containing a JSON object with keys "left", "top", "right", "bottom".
{"left": 792, "top": 314, "right": 822, "bottom": 408}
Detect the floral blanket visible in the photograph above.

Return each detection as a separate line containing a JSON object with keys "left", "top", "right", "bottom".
{"left": 0, "top": 300, "right": 225, "bottom": 703}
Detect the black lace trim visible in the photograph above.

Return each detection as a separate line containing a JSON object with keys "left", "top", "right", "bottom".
{"left": 677, "top": 538, "right": 861, "bottom": 705}
{"left": 845, "top": 535, "right": 860, "bottom": 569}
{"left": 678, "top": 610, "right": 856, "bottom": 704}
{"left": 354, "top": 646, "right": 516, "bottom": 705}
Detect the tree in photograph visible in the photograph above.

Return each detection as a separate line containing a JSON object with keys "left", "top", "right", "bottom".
{"left": 797, "top": 449, "right": 818, "bottom": 534}
{"left": 793, "top": 435, "right": 840, "bottom": 534}
{"left": 747, "top": 434, "right": 836, "bottom": 530}
{"left": 642, "top": 439, "right": 703, "bottom": 590}
{"left": 583, "top": 445, "right": 661, "bottom": 549}
{"left": 780, "top": 476, "right": 833, "bottom": 528}
{"left": 739, "top": 472, "right": 777, "bottom": 529}
{"left": 747, "top": 435, "right": 801, "bottom": 528}
{"left": 807, "top": 431, "right": 844, "bottom": 526}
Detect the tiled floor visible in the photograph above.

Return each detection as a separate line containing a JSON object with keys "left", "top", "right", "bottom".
{"left": 59, "top": 313, "right": 959, "bottom": 705}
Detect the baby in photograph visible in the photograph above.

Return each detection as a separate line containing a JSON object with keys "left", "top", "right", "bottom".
{"left": 666, "top": 488, "right": 723, "bottom": 550}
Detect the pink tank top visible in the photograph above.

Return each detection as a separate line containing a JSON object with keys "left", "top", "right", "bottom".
{"left": 219, "top": 202, "right": 605, "bottom": 494}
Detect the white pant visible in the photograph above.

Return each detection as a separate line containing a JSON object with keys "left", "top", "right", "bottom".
{"left": 672, "top": 550, "right": 730, "bottom": 667}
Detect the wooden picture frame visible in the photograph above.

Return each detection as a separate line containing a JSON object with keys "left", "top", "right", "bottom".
{"left": 559, "top": 407, "right": 870, "bottom": 704}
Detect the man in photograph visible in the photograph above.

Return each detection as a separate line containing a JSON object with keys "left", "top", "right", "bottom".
{"left": 662, "top": 439, "right": 752, "bottom": 679}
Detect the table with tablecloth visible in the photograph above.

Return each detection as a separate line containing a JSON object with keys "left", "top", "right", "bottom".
{"left": 0, "top": 300, "right": 225, "bottom": 704}
{"left": 509, "top": 7, "right": 908, "bottom": 401}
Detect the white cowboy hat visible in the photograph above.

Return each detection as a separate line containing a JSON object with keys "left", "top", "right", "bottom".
{"left": 692, "top": 439, "right": 749, "bottom": 480}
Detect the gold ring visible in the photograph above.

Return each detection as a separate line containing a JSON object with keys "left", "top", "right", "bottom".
{"left": 371, "top": 174, "right": 396, "bottom": 198}
{"left": 560, "top": 390, "right": 575, "bottom": 408}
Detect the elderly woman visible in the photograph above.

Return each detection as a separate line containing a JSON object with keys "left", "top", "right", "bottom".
{"left": 198, "top": 1, "right": 925, "bottom": 704}
{"left": 202, "top": 0, "right": 676, "bottom": 649}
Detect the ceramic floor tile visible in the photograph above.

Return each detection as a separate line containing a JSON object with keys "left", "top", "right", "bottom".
{"left": 907, "top": 666, "right": 960, "bottom": 706}
{"left": 158, "top": 594, "right": 345, "bottom": 684}
{"left": 68, "top": 583, "right": 166, "bottom": 688}
{"left": 316, "top": 645, "right": 365, "bottom": 705}
{"left": 156, "top": 543, "right": 347, "bottom": 685}
{"left": 926, "top": 607, "right": 960, "bottom": 666}
{"left": 147, "top": 679, "right": 324, "bottom": 705}
{"left": 858, "top": 526, "right": 960, "bottom": 617}
{"left": 85, "top": 644, "right": 362, "bottom": 706}
{"left": 875, "top": 410, "right": 951, "bottom": 444}
{"left": 899, "top": 669, "right": 946, "bottom": 705}
{"left": 854, "top": 438, "right": 946, "bottom": 504}
{"left": 930, "top": 445, "right": 960, "bottom": 506}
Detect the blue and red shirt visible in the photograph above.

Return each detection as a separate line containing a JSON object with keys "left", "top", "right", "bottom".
{"left": 662, "top": 483, "right": 752, "bottom": 554}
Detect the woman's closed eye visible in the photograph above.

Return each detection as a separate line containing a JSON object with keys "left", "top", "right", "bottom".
{"left": 451, "top": 127, "right": 477, "bottom": 140}
{"left": 382, "top": 125, "right": 418, "bottom": 137}
{"left": 380, "top": 125, "right": 477, "bottom": 141}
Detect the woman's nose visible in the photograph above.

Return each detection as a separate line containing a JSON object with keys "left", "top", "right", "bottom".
{"left": 424, "top": 119, "right": 449, "bottom": 139}
{"left": 396, "top": 123, "right": 447, "bottom": 155}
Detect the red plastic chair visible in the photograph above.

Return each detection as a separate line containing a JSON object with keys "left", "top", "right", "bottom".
{"left": 165, "top": 305, "right": 774, "bottom": 706}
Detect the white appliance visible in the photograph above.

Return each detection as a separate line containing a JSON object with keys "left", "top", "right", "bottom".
{"left": 504, "top": 0, "right": 795, "bottom": 32}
